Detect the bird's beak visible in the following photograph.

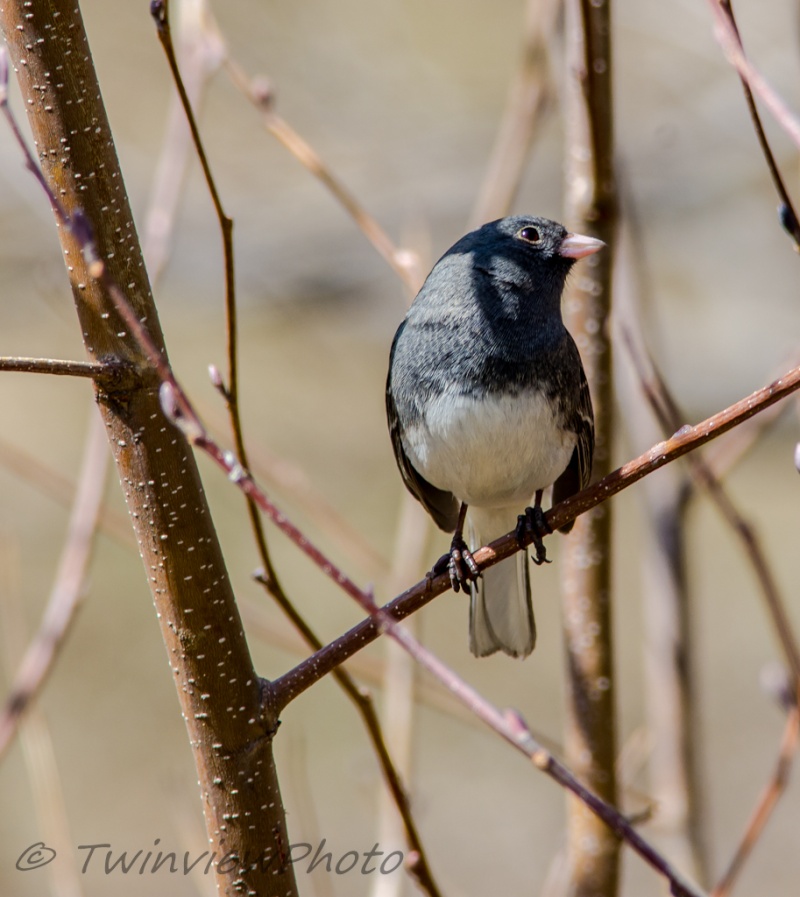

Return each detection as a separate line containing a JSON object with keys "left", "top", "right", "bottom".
{"left": 559, "top": 232, "right": 605, "bottom": 259}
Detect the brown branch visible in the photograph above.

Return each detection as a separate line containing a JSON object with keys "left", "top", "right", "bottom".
{"left": 266, "top": 359, "right": 800, "bottom": 707}
{"left": 711, "top": 703, "right": 800, "bottom": 897}
{"left": 209, "top": 16, "right": 419, "bottom": 293}
{"left": 300, "top": 575, "right": 706, "bottom": 897}
{"left": 0, "top": 8, "right": 298, "bottom": 894}
{"left": 0, "top": 410, "right": 107, "bottom": 761}
{"left": 704, "top": 0, "right": 800, "bottom": 152}
{"left": 0, "top": 355, "right": 136, "bottom": 388}
{"left": 142, "top": 0, "right": 224, "bottom": 281}
{"left": 561, "top": 0, "right": 619, "bottom": 892}
{"left": 712, "top": 0, "right": 800, "bottom": 246}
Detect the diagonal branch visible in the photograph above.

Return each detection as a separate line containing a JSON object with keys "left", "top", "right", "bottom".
{"left": 704, "top": 0, "right": 800, "bottom": 154}
{"left": 269, "top": 359, "right": 800, "bottom": 706}
{"left": 711, "top": 0, "right": 800, "bottom": 247}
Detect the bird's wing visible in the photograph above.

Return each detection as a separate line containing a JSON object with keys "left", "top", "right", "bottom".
{"left": 386, "top": 377, "right": 460, "bottom": 533}
{"left": 551, "top": 350, "right": 594, "bottom": 533}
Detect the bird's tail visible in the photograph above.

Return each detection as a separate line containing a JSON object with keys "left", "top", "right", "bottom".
{"left": 468, "top": 507, "right": 535, "bottom": 658}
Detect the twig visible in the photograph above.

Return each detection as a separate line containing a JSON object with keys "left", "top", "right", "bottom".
{"left": 142, "top": 0, "right": 225, "bottom": 281}
{"left": 711, "top": 702, "right": 800, "bottom": 897}
{"left": 0, "top": 355, "right": 135, "bottom": 388}
{"left": 0, "top": 410, "right": 108, "bottom": 761}
{"left": 206, "top": 21, "right": 419, "bottom": 292}
{"left": 314, "top": 585, "right": 706, "bottom": 897}
{"left": 712, "top": 0, "right": 800, "bottom": 247}
{"left": 151, "top": 7, "right": 442, "bottom": 894}
{"left": 704, "top": 0, "right": 800, "bottom": 153}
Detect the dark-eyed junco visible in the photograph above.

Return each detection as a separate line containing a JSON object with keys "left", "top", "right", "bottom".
{"left": 386, "top": 216, "right": 601, "bottom": 658}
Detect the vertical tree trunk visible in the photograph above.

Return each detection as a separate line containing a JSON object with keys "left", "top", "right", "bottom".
{"left": 561, "top": 1, "right": 619, "bottom": 894}
{"left": 0, "top": 3, "right": 297, "bottom": 894}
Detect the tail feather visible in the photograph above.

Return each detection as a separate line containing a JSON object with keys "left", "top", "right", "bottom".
{"left": 468, "top": 508, "right": 535, "bottom": 658}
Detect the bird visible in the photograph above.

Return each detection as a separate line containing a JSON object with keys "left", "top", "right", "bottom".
{"left": 386, "top": 215, "right": 601, "bottom": 658}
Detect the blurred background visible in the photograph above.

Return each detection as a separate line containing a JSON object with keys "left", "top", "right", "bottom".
{"left": 1, "top": 0, "right": 799, "bottom": 894}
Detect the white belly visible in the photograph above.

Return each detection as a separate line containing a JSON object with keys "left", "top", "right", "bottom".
{"left": 402, "top": 386, "right": 575, "bottom": 508}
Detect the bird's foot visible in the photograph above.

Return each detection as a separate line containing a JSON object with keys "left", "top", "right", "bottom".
{"left": 516, "top": 506, "right": 553, "bottom": 566}
{"left": 433, "top": 533, "right": 481, "bottom": 593}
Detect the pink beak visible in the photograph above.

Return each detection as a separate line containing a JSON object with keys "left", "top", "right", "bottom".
{"left": 559, "top": 232, "right": 605, "bottom": 259}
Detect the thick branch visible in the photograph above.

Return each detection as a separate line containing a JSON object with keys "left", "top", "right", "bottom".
{"left": 0, "top": 4, "right": 296, "bottom": 895}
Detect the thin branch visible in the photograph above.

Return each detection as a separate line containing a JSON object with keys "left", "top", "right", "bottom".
{"left": 310, "top": 585, "right": 707, "bottom": 897}
{"left": 0, "top": 356, "right": 136, "bottom": 388}
{"left": 0, "top": 356, "right": 104, "bottom": 378}
{"left": 704, "top": 0, "right": 800, "bottom": 154}
{"left": 711, "top": 703, "right": 800, "bottom": 897}
{"left": 0, "top": 410, "right": 108, "bottom": 761}
{"left": 268, "top": 357, "right": 800, "bottom": 707}
{"left": 712, "top": 0, "right": 800, "bottom": 247}
{"left": 615, "top": 209, "right": 709, "bottom": 883}
{"left": 142, "top": 0, "right": 225, "bottom": 281}
{"left": 151, "top": 7, "right": 442, "bottom": 894}
{"left": 207, "top": 15, "right": 420, "bottom": 292}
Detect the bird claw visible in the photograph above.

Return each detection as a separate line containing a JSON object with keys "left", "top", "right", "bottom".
{"left": 433, "top": 534, "right": 480, "bottom": 593}
{"left": 516, "top": 506, "right": 552, "bottom": 566}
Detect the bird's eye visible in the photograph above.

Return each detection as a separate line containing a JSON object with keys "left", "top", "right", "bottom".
{"left": 517, "top": 226, "right": 541, "bottom": 244}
